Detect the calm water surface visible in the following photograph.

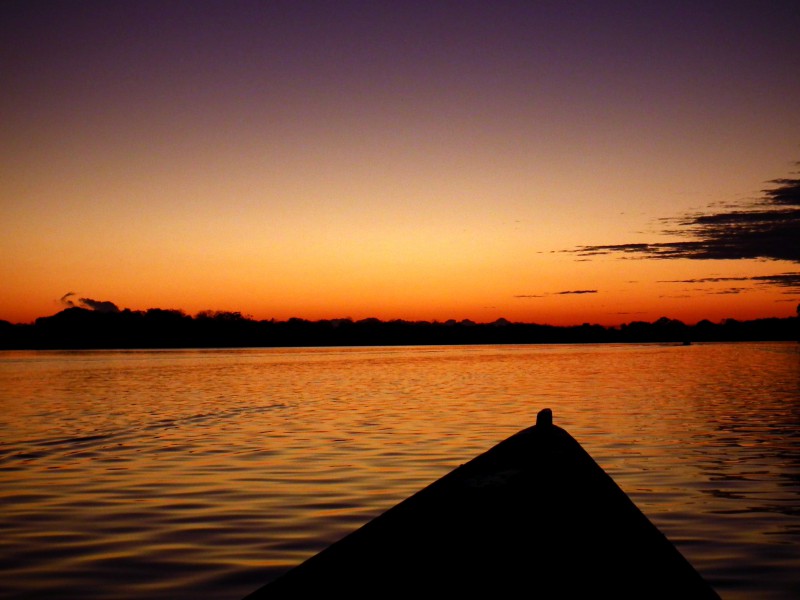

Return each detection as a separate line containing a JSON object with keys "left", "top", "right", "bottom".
{"left": 1, "top": 343, "right": 798, "bottom": 599}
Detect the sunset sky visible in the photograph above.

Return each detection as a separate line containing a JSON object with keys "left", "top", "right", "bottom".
{"left": 2, "top": 1, "right": 799, "bottom": 326}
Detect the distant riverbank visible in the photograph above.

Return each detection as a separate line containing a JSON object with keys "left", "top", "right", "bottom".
{"left": 1, "top": 307, "right": 797, "bottom": 349}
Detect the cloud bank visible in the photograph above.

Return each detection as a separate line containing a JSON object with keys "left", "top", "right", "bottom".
{"left": 570, "top": 171, "right": 800, "bottom": 264}
{"left": 60, "top": 293, "right": 120, "bottom": 313}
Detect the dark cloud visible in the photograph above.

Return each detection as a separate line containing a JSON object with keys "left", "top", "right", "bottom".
{"left": 60, "top": 292, "right": 77, "bottom": 307}
{"left": 657, "top": 276, "right": 751, "bottom": 283}
{"left": 79, "top": 298, "right": 120, "bottom": 313}
{"left": 752, "top": 273, "right": 800, "bottom": 289}
{"left": 711, "top": 288, "right": 749, "bottom": 295}
{"left": 514, "top": 290, "right": 598, "bottom": 298}
{"left": 658, "top": 272, "right": 800, "bottom": 292}
{"left": 569, "top": 171, "right": 800, "bottom": 264}
{"left": 60, "top": 292, "right": 121, "bottom": 313}
{"left": 763, "top": 177, "right": 800, "bottom": 206}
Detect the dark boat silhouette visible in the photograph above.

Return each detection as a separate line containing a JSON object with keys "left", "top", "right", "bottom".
{"left": 244, "top": 409, "right": 719, "bottom": 598}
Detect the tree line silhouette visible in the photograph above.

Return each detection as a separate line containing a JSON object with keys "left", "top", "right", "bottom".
{"left": 0, "top": 306, "right": 798, "bottom": 349}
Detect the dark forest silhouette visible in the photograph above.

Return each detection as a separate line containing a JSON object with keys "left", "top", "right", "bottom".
{"left": 0, "top": 307, "right": 797, "bottom": 349}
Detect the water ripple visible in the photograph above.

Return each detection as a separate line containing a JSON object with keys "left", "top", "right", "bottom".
{"left": 0, "top": 343, "right": 798, "bottom": 599}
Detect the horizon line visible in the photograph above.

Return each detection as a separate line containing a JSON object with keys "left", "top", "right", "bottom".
{"left": 3, "top": 304, "right": 798, "bottom": 330}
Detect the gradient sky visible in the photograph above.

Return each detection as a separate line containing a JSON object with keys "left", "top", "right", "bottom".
{"left": 2, "top": 1, "right": 799, "bottom": 326}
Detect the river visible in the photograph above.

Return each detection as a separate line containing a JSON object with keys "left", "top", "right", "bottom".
{"left": 1, "top": 343, "right": 798, "bottom": 599}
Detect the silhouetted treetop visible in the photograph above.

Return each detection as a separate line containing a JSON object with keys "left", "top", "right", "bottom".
{"left": 0, "top": 307, "right": 797, "bottom": 349}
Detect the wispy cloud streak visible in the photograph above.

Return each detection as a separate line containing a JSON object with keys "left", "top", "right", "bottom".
{"left": 658, "top": 273, "right": 800, "bottom": 292}
{"left": 514, "top": 290, "right": 598, "bottom": 299}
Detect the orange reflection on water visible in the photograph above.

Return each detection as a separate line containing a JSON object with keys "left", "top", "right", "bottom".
{"left": 1, "top": 343, "right": 798, "bottom": 599}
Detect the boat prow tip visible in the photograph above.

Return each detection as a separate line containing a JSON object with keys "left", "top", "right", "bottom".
{"left": 536, "top": 407, "right": 553, "bottom": 427}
